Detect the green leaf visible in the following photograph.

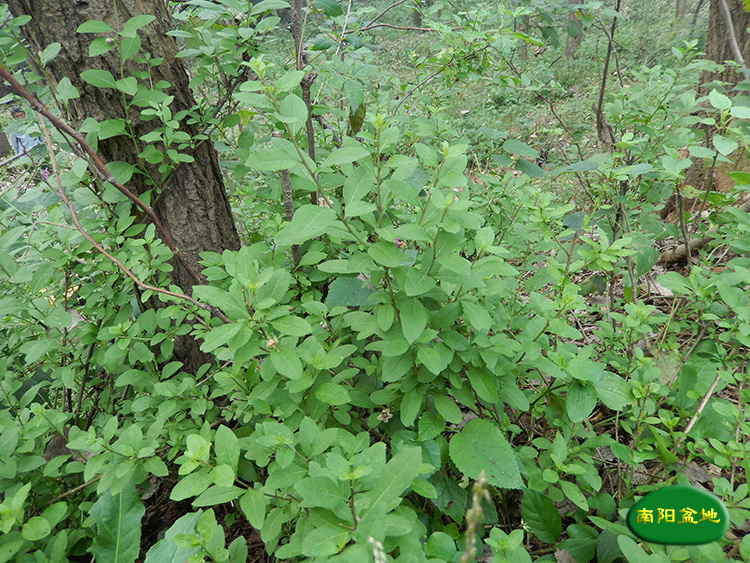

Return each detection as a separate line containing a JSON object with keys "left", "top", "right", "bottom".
{"left": 595, "top": 371, "right": 629, "bottom": 410}
{"left": 274, "top": 70, "right": 305, "bottom": 93}
{"left": 89, "top": 37, "right": 116, "bottom": 57}
{"left": 106, "top": 161, "right": 136, "bottom": 184}
{"left": 320, "top": 145, "right": 370, "bottom": 169}
{"left": 312, "top": 0, "right": 344, "bottom": 17}
{"left": 39, "top": 43, "right": 61, "bottom": 66}
{"left": 418, "top": 346, "right": 443, "bottom": 375}
{"left": 503, "top": 139, "right": 539, "bottom": 158}
{"left": 730, "top": 105, "right": 750, "bottom": 119}
{"left": 559, "top": 480, "right": 588, "bottom": 510}
{"left": 247, "top": 148, "right": 298, "bottom": 171}
{"left": 404, "top": 268, "right": 437, "bottom": 296}
{"left": 368, "top": 241, "right": 404, "bottom": 268}
{"left": 461, "top": 300, "right": 491, "bottom": 333}
{"left": 214, "top": 425, "right": 240, "bottom": 474}
{"left": 143, "top": 512, "right": 201, "bottom": 563}
{"left": 239, "top": 489, "right": 268, "bottom": 530}
{"left": 566, "top": 381, "right": 597, "bottom": 422}
{"left": 77, "top": 20, "right": 114, "bottom": 33}
{"left": 120, "top": 34, "right": 142, "bottom": 62}
{"left": 314, "top": 382, "right": 351, "bottom": 405}
{"left": 302, "top": 527, "right": 348, "bottom": 558}
{"left": 295, "top": 476, "right": 348, "bottom": 509}
{"left": 713, "top": 134, "right": 737, "bottom": 156}
{"left": 310, "top": 37, "right": 334, "bottom": 50}
{"left": 89, "top": 481, "right": 145, "bottom": 563}
{"left": 521, "top": 489, "right": 562, "bottom": 544}
{"left": 115, "top": 77, "right": 138, "bottom": 97}
{"left": 708, "top": 89, "right": 731, "bottom": 111}
{"left": 274, "top": 205, "right": 337, "bottom": 247}
{"left": 433, "top": 394, "right": 462, "bottom": 424}
{"left": 400, "top": 388, "right": 423, "bottom": 427}
{"left": 425, "top": 532, "right": 457, "bottom": 560}
{"left": 171, "top": 469, "right": 212, "bottom": 501}
{"left": 465, "top": 366, "right": 498, "bottom": 403}
{"left": 277, "top": 93, "right": 307, "bottom": 134}
{"left": 270, "top": 346, "right": 303, "bottom": 379}
{"left": 449, "top": 418, "right": 523, "bottom": 489}
{"left": 81, "top": 69, "right": 117, "bottom": 89}
{"left": 56, "top": 77, "right": 80, "bottom": 103}
{"left": 99, "top": 118, "right": 126, "bottom": 140}
{"left": 192, "top": 485, "right": 243, "bottom": 507}
{"left": 398, "top": 296, "right": 427, "bottom": 344}
{"left": 250, "top": 0, "right": 292, "bottom": 16}
{"left": 360, "top": 447, "right": 422, "bottom": 511}
{"left": 192, "top": 285, "right": 247, "bottom": 319}
{"left": 596, "top": 530, "right": 622, "bottom": 563}
{"left": 432, "top": 475, "right": 468, "bottom": 523}
{"left": 515, "top": 158, "right": 545, "bottom": 177}
{"left": 22, "top": 516, "right": 51, "bottom": 541}
{"left": 199, "top": 322, "right": 246, "bottom": 353}
{"left": 324, "top": 277, "right": 374, "bottom": 307}
{"left": 417, "top": 412, "right": 445, "bottom": 442}
{"left": 270, "top": 315, "right": 313, "bottom": 337}
{"left": 123, "top": 15, "right": 155, "bottom": 34}
{"left": 616, "top": 535, "right": 650, "bottom": 563}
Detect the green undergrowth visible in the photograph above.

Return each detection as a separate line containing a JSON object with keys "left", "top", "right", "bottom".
{"left": 0, "top": 1, "right": 749, "bottom": 562}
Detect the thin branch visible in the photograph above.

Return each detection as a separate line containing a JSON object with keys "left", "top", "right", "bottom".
{"left": 393, "top": 44, "right": 491, "bottom": 114}
{"left": 38, "top": 119, "right": 230, "bottom": 323}
{"left": 46, "top": 476, "right": 100, "bottom": 505}
{"left": 363, "top": 0, "right": 409, "bottom": 29}
{"left": 717, "top": 0, "right": 747, "bottom": 69}
{"left": 352, "top": 23, "right": 435, "bottom": 33}
{"left": 679, "top": 371, "right": 723, "bottom": 439}
{"left": 594, "top": 0, "right": 621, "bottom": 148}
{"left": 0, "top": 65, "right": 204, "bottom": 286}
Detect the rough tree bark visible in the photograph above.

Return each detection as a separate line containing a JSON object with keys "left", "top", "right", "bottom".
{"left": 701, "top": 0, "right": 750, "bottom": 88}
{"left": 6, "top": 0, "right": 241, "bottom": 372}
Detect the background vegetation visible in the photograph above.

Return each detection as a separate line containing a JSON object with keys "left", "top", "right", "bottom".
{"left": 0, "top": 0, "right": 749, "bottom": 561}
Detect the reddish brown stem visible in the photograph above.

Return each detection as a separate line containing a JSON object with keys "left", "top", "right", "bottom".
{"left": 0, "top": 64, "right": 203, "bottom": 285}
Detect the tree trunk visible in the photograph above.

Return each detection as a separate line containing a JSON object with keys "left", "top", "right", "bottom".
{"left": 701, "top": 0, "right": 750, "bottom": 89}
{"left": 519, "top": 15, "right": 529, "bottom": 61}
{"left": 413, "top": 0, "right": 423, "bottom": 27}
{"left": 6, "top": 0, "right": 241, "bottom": 372}
{"left": 564, "top": 0, "right": 582, "bottom": 59}
{"left": 676, "top": 0, "right": 687, "bottom": 18}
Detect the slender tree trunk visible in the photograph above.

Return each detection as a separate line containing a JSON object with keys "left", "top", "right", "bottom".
{"left": 564, "top": 0, "right": 583, "bottom": 59}
{"left": 413, "top": 0, "right": 423, "bottom": 27}
{"left": 519, "top": 15, "right": 529, "bottom": 61}
{"left": 701, "top": 0, "right": 750, "bottom": 89}
{"left": 6, "top": 0, "right": 241, "bottom": 372}
{"left": 676, "top": 0, "right": 687, "bottom": 18}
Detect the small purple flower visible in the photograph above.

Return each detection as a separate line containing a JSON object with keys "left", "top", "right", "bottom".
{"left": 394, "top": 238, "right": 406, "bottom": 249}
{"left": 41, "top": 167, "right": 50, "bottom": 180}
